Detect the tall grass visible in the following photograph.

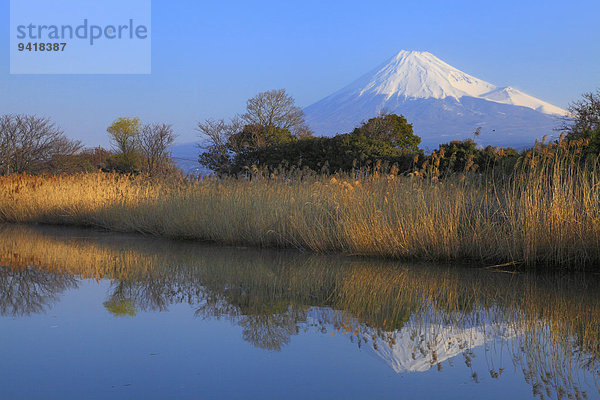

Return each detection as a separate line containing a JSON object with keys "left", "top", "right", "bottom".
{"left": 1, "top": 139, "right": 599, "bottom": 269}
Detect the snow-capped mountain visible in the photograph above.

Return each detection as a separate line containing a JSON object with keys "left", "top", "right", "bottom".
{"left": 307, "top": 308, "right": 514, "bottom": 375}
{"left": 369, "top": 321, "right": 514, "bottom": 373}
{"left": 303, "top": 50, "right": 567, "bottom": 149}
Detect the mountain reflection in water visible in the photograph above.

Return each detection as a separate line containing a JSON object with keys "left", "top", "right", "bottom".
{"left": 0, "top": 224, "right": 599, "bottom": 399}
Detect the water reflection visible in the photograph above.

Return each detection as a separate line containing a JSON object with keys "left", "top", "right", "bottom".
{"left": 0, "top": 224, "right": 599, "bottom": 399}
{"left": 0, "top": 266, "right": 77, "bottom": 316}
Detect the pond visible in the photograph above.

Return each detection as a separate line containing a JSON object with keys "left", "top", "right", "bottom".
{"left": 0, "top": 224, "right": 599, "bottom": 399}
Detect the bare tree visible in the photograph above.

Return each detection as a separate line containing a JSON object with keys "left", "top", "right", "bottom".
{"left": 196, "top": 118, "right": 242, "bottom": 174}
{"left": 560, "top": 89, "right": 600, "bottom": 138}
{"left": 197, "top": 90, "right": 312, "bottom": 174}
{"left": 241, "top": 89, "right": 312, "bottom": 138}
{"left": 0, "top": 116, "right": 17, "bottom": 175}
{"left": 0, "top": 266, "right": 78, "bottom": 317}
{"left": 0, "top": 114, "right": 81, "bottom": 175}
{"left": 139, "top": 123, "right": 177, "bottom": 175}
{"left": 197, "top": 118, "right": 240, "bottom": 152}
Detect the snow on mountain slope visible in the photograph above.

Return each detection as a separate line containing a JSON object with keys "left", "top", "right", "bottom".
{"left": 306, "top": 308, "right": 514, "bottom": 375}
{"left": 370, "top": 321, "right": 514, "bottom": 373}
{"left": 349, "top": 50, "right": 497, "bottom": 100}
{"left": 480, "top": 86, "right": 567, "bottom": 115}
{"left": 303, "top": 50, "right": 567, "bottom": 149}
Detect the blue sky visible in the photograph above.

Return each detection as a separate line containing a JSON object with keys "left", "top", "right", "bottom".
{"left": 2, "top": 0, "right": 599, "bottom": 146}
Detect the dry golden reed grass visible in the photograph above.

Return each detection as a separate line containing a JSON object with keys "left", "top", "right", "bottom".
{"left": 1, "top": 139, "right": 599, "bottom": 269}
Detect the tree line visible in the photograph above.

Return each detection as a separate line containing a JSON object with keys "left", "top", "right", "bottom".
{"left": 198, "top": 88, "right": 600, "bottom": 177}
{"left": 0, "top": 114, "right": 177, "bottom": 177}
{"left": 1, "top": 88, "right": 599, "bottom": 177}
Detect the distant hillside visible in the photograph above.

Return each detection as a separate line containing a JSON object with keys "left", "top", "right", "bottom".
{"left": 170, "top": 143, "right": 210, "bottom": 176}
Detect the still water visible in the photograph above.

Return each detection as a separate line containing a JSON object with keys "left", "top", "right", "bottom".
{"left": 0, "top": 224, "right": 599, "bottom": 399}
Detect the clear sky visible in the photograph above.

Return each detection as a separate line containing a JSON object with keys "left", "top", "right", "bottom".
{"left": 2, "top": 0, "right": 599, "bottom": 146}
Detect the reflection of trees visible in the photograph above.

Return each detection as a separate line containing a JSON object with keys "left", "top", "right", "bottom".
{"left": 103, "top": 276, "right": 206, "bottom": 316}
{"left": 240, "top": 308, "right": 307, "bottom": 351}
{"left": 0, "top": 266, "right": 77, "bottom": 316}
{"left": 103, "top": 280, "right": 138, "bottom": 317}
{"left": 194, "top": 287, "right": 309, "bottom": 351}
{"left": 2, "top": 224, "right": 600, "bottom": 398}
{"left": 101, "top": 274, "right": 310, "bottom": 351}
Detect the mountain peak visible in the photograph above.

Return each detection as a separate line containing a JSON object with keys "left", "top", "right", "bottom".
{"left": 480, "top": 86, "right": 567, "bottom": 116}
{"left": 337, "top": 50, "right": 567, "bottom": 116}
{"left": 392, "top": 49, "right": 434, "bottom": 59}
{"left": 303, "top": 50, "right": 567, "bottom": 148}
{"left": 350, "top": 49, "right": 497, "bottom": 101}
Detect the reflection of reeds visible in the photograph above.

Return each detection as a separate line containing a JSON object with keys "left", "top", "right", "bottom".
{"left": 1, "top": 139, "right": 599, "bottom": 268}
{"left": 1, "top": 224, "right": 599, "bottom": 398}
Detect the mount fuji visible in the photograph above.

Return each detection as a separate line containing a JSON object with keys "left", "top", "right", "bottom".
{"left": 303, "top": 50, "right": 567, "bottom": 149}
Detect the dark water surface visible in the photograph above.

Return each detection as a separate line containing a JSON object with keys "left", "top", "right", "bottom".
{"left": 0, "top": 224, "right": 599, "bottom": 399}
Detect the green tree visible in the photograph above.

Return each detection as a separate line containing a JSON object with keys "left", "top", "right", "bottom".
{"left": 107, "top": 117, "right": 141, "bottom": 155}
{"left": 105, "top": 152, "right": 142, "bottom": 174}
{"left": 229, "top": 124, "right": 296, "bottom": 152}
{"left": 436, "top": 139, "right": 480, "bottom": 173}
{"left": 427, "top": 139, "right": 518, "bottom": 176}
{"left": 351, "top": 113, "right": 421, "bottom": 151}
{"left": 232, "top": 113, "right": 422, "bottom": 174}
{"left": 197, "top": 118, "right": 237, "bottom": 174}
{"left": 106, "top": 118, "right": 178, "bottom": 175}
{"left": 234, "top": 133, "right": 420, "bottom": 174}
{"left": 561, "top": 89, "right": 600, "bottom": 158}
{"left": 198, "top": 90, "right": 310, "bottom": 174}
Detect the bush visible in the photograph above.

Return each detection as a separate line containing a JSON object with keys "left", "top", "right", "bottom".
{"left": 105, "top": 152, "right": 142, "bottom": 174}
{"left": 562, "top": 89, "right": 600, "bottom": 160}
{"left": 424, "top": 139, "right": 519, "bottom": 176}
{"left": 351, "top": 113, "right": 421, "bottom": 151}
{"left": 225, "top": 114, "right": 422, "bottom": 175}
{"left": 234, "top": 133, "right": 420, "bottom": 174}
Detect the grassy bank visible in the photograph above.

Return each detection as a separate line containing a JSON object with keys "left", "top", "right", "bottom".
{"left": 1, "top": 140, "right": 599, "bottom": 269}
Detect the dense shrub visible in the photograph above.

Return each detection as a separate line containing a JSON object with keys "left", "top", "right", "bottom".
{"left": 235, "top": 134, "right": 420, "bottom": 174}
{"left": 105, "top": 152, "right": 143, "bottom": 174}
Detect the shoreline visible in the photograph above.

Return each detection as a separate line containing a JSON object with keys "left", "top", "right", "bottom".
{"left": 2, "top": 166, "right": 599, "bottom": 271}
